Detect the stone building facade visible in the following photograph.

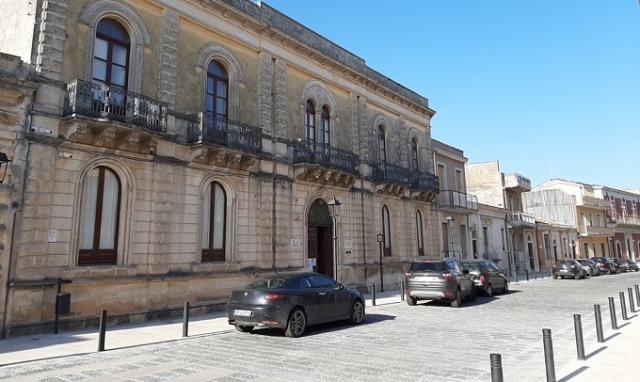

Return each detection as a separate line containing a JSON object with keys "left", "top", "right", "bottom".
{"left": 0, "top": 0, "right": 439, "bottom": 336}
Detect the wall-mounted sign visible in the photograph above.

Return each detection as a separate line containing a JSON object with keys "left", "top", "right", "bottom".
{"left": 345, "top": 250, "right": 352, "bottom": 258}
{"left": 290, "top": 238, "right": 301, "bottom": 249}
{"left": 48, "top": 230, "right": 57, "bottom": 243}
{"left": 344, "top": 239, "right": 352, "bottom": 249}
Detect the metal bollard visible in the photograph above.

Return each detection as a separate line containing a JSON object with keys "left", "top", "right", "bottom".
{"left": 594, "top": 305, "right": 604, "bottom": 343}
{"left": 526, "top": 270, "right": 529, "bottom": 281}
{"left": 372, "top": 284, "right": 376, "bottom": 306}
{"left": 400, "top": 281, "right": 405, "bottom": 301}
{"left": 574, "top": 314, "right": 586, "bottom": 360}
{"left": 98, "top": 310, "right": 107, "bottom": 352}
{"left": 182, "top": 302, "right": 189, "bottom": 338}
{"left": 609, "top": 297, "right": 618, "bottom": 329}
{"left": 636, "top": 285, "right": 640, "bottom": 308}
{"left": 542, "top": 328, "right": 556, "bottom": 382}
{"left": 490, "top": 353, "right": 504, "bottom": 382}
{"left": 628, "top": 288, "right": 635, "bottom": 313}
{"left": 620, "top": 292, "right": 628, "bottom": 320}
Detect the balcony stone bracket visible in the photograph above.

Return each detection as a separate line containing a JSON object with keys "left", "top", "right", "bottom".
{"left": 293, "top": 167, "right": 355, "bottom": 188}
{"left": 410, "top": 190, "right": 438, "bottom": 203}
{"left": 374, "top": 183, "right": 407, "bottom": 197}
{"left": 60, "top": 120, "right": 158, "bottom": 155}
{"left": 190, "top": 146, "right": 256, "bottom": 171}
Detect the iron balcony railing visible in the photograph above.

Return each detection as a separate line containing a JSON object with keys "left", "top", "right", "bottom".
{"left": 372, "top": 162, "right": 411, "bottom": 185}
{"left": 187, "top": 112, "right": 262, "bottom": 155}
{"left": 291, "top": 140, "right": 360, "bottom": 174}
{"left": 410, "top": 171, "right": 439, "bottom": 192}
{"left": 63, "top": 79, "right": 167, "bottom": 133}
{"left": 437, "top": 190, "right": 479, "bottom": 211}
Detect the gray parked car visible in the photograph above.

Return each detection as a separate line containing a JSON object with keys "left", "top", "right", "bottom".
{"left": 405, "top": 257, "right": 476, "bottom": 308}
{"left": 461, "top": 259, "right": 509, "bottom": 296}
{"left": 577, "top": 259, "right": 599, "bottom": 276}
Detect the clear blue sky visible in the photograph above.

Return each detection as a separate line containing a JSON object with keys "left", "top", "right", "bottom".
{"left": 263, "top": 0, "right": 640, "bottom": 191}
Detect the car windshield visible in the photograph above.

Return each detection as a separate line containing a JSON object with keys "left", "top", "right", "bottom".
{"left": 410, "top": 261, "right": 447, "bottom": 272}
{"left": 245, "top": 276, "right": 290, "bottom": 289}
{"left": 462, "top": 262, "right": 482, "bottom": 272}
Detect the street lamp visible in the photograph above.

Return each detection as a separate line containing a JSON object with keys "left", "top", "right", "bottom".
{"left": 327, "top": 197, "right": 341, "bottom": 281}
{"left": 446, "top": 215, "right": 455, "bottom": 258}
{"left": 506, "top": 223, "right": 515, "bottom": 282}
{"left": 377, "top": 233, "right": 384, "bottom": 292}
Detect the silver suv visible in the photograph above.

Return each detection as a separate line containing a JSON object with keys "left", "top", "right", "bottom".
{"left": 405, "top": 257, "right": 475, "bottom": 307}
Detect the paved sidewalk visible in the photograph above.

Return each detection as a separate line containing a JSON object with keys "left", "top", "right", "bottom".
{"left": 0, "top": 291, "right": 402, "bottom": 367}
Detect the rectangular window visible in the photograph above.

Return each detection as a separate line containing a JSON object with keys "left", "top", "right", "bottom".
{"left": 501, "top": 228, "right": 505, "bottom": 250}
{"left": 437, "top": 164, "right": 446, "bottom": 191}
{"left": 454, "top": 169, "right": 463, "bottom": 192}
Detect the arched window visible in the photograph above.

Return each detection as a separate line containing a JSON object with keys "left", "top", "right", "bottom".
{"left": 92, "top": 18, "right": 130, "bottom": 88}
{"left": 416, "top": 210, "right": 424, "bottom": 256}
{"left": 411, "top": 138, "right": 419, "bottom": 173}
{"left": 305, "top": 100, "right": 316, "bottom": 143}
{"left": 320, "top": 106, "right": 330, "bottom": 145}
{"left": 202, "top": 182, "right": 226, "bottom": 262}
{"left": 377, "top": 126, "right": 386, "bottom": 163}
{"left": 382, "top": 205, "right": 392, "bottom": 257}
{"left": 79, "top": 166, "right": 121, "bottom": 265}
{"left": 92, "top": 18, "right": 130, "bottom": 117}
{"left": 206, "top": 61, "right": 228, "bottom": 119}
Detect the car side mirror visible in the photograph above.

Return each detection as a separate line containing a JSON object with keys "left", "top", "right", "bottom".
{"left": 338, "top": 283, "right": 345, "bottom": 290}
{"left": 462, "top": 269, "right": 470, "bottom": 275}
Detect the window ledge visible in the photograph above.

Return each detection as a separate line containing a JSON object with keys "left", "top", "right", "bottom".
{"left": 60, "top": 265, "right": 138, "bottom": 279}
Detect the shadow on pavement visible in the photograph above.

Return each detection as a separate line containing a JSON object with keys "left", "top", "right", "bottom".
{"left": 248, "top": 313, "right": 396, "bottom": 338}
{"left": 603, "top": 332, "right": 621, "bottom": 342}
{"left": 558, "top": 366, "right": 589, "bottom": 382}
{"left": 585, "top": 346, "right": 608, "bottom": 360}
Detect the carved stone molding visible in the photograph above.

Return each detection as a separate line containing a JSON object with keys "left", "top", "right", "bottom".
{"left": 293, "top": 167, "right": 356, "bottom": 188}
{"left": 59, "top": 120, "right": 158, "bottom": 155}
{"left": 190, "top": 147, "right": 256, "bottom": 171}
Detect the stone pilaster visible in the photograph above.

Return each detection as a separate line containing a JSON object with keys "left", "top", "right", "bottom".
{"left": 274, "top": 59, "right": 287, "bottom": 139}
{"left": 34, "top": 0, "right": 68, "bottom": 81}
{"left": 357, "top": 96, "right": 369, "bottom": 161}
{"left": 148, "top": 163, "right": 173, "bottom": 274}
{"left": 257, "top": 52, "right": 273, "bottom": 137}
{"left": 158, "top": 9, "right": 179, "bottom": 109}
{"left": 398, "top": 116, "right": 408, "bottom": 168}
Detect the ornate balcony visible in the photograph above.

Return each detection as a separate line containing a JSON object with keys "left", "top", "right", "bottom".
{"left": 291, "top": 140, "right": 359, "bottom": 187}
{"left": 186, "top": 112, "right": 262, "bottom": 170}
{"left": 437, "top": 190, "right": 478, "bottom": 212}
{"left": 372, "top": 162, "right": 411, "bottom": 196}
{"left": 61, "top": 79, "right": 167, "bottom": 154}
{"left": 409, "top": 172, "right": 439, "bottom": 202}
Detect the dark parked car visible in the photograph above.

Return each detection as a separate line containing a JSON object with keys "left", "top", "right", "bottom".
{"left": 612, "top": 258, "right": 627, "bottom": 273}
{"left": 553, "top": 260, "right": 587, "bottom": 279}
{"left": 591, "top": 257, "right": 617, "bottom": 274}
{"left": 461, "top": 259, "right": 509, "bottom": 296}
{"left": 625, "top": 259, "right": 639, "bottom": 272}
{"left": 405, "top": 257, "right": 475, "bottom": 307}
{"left": 226, "top": 272, "right": 365, "bottom": 338}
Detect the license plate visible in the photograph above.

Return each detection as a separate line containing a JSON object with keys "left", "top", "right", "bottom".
{"left": 234, "top": 309, "right": 252, "bottom": 317}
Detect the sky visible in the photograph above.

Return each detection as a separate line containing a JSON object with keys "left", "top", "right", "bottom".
{"left": 263, "top": 0, "right": 640, "bottom": 191}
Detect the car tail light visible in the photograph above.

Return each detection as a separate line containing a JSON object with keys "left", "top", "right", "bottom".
{"left": 441, "top": 273, "right": 454, "bottom": 280}
{"left": 479, "top": 274, "right": 486, "bottom": 283}
{"left": 265, "top": 294, "right": 285, "bottom": 300}
{"left": 406, "top": 272, "right": 413, "bottom": 279}
{"left": 570, "top": 265, "right": 576, "bottom": 269}
{"left": 553, "top": 264, "right": 557, "bottom": 268}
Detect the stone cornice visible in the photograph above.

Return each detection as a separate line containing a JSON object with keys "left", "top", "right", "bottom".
{"left": 168, "top": 0, "right": 434, "bottom": 118}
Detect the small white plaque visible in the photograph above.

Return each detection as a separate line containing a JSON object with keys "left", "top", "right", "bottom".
{"left": 48, "top": 229, "right": 57, "bottom": 243}
{"left": 307, "top": 259, "right": 314, "bottom": 270}
{"left": 344, "top": 239, "right": 352, "bottom": 249}
{"left": 290, "top": 238, "right": 301, "bottom": 250}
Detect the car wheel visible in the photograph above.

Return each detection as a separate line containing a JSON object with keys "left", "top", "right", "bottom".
{"left": 284, "top": 308, "right": 307, "bottom": 338}
{"left": 349, "top": 300, "right": 365, "bottom": 324}
{"left": 451, "top": 289, "right": 462, "bottom": 308}
{"left": 553, "top": 274, "right": 557, "bottom": 279}
{"left": 468, "top": 288, "right": 477, "bottom": 302}
{"left": 485, "top": 284, "right": 493, "bottom": 297}
{"left": 502, "top": 283, "right": 509, "bottom": 294}
{"left": 235, "top": 324, "right": 253, "bottom": 333}
{"left": 406, "top": 295, "right": 417, "bottom": 306}
{"left": 575, "top": 273, "right": 581, "bottom": 280}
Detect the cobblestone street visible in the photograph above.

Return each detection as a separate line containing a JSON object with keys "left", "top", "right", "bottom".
{"left": 2, "top": 273, "right": 640, "bottom": 381}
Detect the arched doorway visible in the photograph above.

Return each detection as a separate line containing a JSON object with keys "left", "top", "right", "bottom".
{"left": 307, "top": 199, "right": 333, "bottom": 277}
